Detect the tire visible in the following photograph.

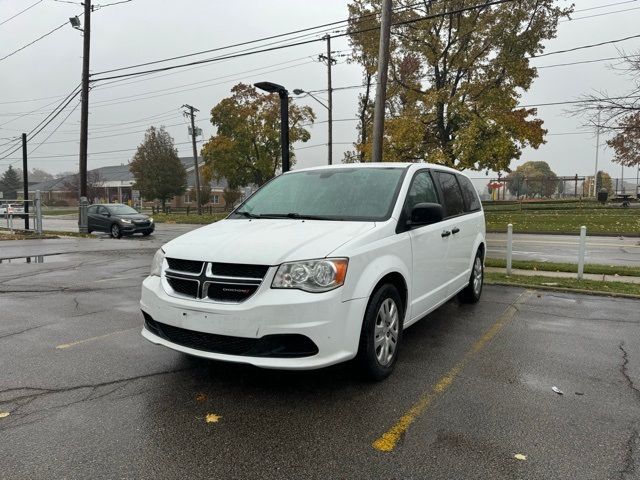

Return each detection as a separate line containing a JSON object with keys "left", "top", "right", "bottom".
{"left": 87, "top": 229, "right": 92, "bottom": 234}
{"left": 142, "top": 230, "right": 152, "bottom": 236}
{"left": 458, "top": 250, "right": 484, "bottom": 304}
{"left": 110, "top": 223, "right": 122, "bottom": 239}
{"left": 356, "top": 283, "right": 404, "bottom": 381}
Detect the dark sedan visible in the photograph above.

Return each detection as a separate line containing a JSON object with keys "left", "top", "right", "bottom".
{"left": 87, "top": 204, "right": 154, "bottom": 238}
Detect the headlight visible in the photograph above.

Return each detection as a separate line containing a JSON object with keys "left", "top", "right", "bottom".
{"left": 272, "top": 258, "right": 348, "bottom": 292}
{"left": 121, "top": 218, "right": 132, "bottom": 224}
{"left": 149, "top": 217, "right": 154, "bottom": 223}
{"left": 150, "top": 249, "right": 165, "bottom": 276}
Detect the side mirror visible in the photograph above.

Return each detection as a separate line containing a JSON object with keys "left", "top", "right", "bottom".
{"left": 409, "top": 202, "right": 444, "bottom": 227}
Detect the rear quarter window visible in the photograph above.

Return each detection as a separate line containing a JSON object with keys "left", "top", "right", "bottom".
{"left": 434, "top": 171, "right": 465, "bottom": 217}
{"left": 457, "top": 175, "right": 481, "bottom": 212}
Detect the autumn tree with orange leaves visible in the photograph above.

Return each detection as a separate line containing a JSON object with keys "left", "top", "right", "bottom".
{"left": 344, "top": 0, "right": 572, "bottom": 170}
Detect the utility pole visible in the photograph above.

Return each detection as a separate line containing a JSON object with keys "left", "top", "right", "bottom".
{"left": 592, "top": 106, "right": 601, "bottom": 197}
{"left": 21, "top": 133, "right": 29, "bottom": 230}
{"left": 183, "top": 104, "right": 201, "bottom": 214}
{"left": 371, "top": 0, "right": 392, "bottom": 163}
{"left": 78, "top": 0, "right": 92, "bottom": 233}
{"left": 319, "top": 35, "right": 335, "bottom": 165}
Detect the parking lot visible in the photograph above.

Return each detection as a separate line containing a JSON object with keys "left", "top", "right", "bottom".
{"left": 1, "top": 235, "right": 639, "bottom": 479}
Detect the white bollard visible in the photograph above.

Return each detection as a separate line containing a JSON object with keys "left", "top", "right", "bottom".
{"left": 577, "top": 225, "right": 587, "bottom": 280}
{"left": 35, "top": 190, "right": 43, "bottom": 235}
{"left": 506, "top": 223, "right": 513, "bottom": 275}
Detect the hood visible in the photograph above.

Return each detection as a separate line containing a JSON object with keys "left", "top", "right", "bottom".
{"left": 163, "top": 218, "right": 376, "bottom": 265}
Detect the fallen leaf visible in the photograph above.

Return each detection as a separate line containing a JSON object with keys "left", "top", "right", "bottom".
{"left": 514, "top": 453, "right": 527, "bottom": 461}
{"left": 205, "top": 413, "right": 221, "bottom": 424}
{"left": 552, "top": 386, "right": 564, "bottom": 395}
{"left": 195, "top": 393, "right": 207, "bottom": 402}
{"left": 0, "top": 412, "right": 9, "bottom": 419}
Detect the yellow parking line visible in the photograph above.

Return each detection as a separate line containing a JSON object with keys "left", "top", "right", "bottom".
{"left": 372, "top": 290, "right": 533, "bottom": 453}
{"left": 56, "top": 328, "right": 136, "bottom": 349}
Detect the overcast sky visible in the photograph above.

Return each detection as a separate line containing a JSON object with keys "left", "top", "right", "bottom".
{"left": 1, "top": 0, "right": 639, "bottom": 183}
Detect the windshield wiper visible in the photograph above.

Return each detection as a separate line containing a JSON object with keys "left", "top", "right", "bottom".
{"left": 236, "top": 210, "right": 261, "bottom": 219}
{"left": 260, "top": 212, "right": 339, "bottom": 221}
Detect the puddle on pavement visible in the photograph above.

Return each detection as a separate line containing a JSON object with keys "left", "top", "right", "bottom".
{"left": 0, "top": 253, "right": 72, "bottom": 264}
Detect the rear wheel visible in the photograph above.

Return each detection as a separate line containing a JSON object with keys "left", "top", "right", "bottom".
{"left": 356, "top": 283, "right": 404, "bottom": 381}
{"left": 110, "top": 223, "right": 122, "bottom": 239}
{"left": 142, "top": 230, "right": 152, "bottom": 236}
{"left": 458, "top": 251, "right": 483, "bottom": 304}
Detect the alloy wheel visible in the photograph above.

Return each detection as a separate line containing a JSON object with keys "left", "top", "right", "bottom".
{"left": 374, "top": 298, "right": 399, "bottom": 366}
{"left": 473, "top": 256, "right": 483, "bottom": 296}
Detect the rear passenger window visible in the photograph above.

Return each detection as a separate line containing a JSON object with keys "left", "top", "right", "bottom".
{"left": 457, "top": 175, "right": 481, "bottom": 212}
{"left": 88, "top": 206, "right": 97, "bottom": 214}
{"left": 434, "top": 172, "right": 465, "bottom": 217}
{"left": 406, "top": 171, "right": 439, "bottom": 213}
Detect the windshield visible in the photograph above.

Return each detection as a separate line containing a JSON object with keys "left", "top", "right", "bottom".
{"left": 107, "top": 205, "right": 139, "bottom": 215}
{"left": 233, "top": 167, "right": 406, "bottom": 221}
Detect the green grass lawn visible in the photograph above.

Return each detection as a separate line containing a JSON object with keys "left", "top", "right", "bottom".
{"left": 150, "top": 212, "right": 228, "bottom": 224}
{"left": 485, "top": 271, "right": 640, "bottom": 297}
{"left": 484, "top": 207, "right": 640, "bottom": 235}
{"left": 485, "top": 258, "right": 640, "bottom": 277}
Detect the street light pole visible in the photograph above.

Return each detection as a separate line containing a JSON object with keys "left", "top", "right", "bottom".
{"left": 254, "top": 82, "right": 290, "bottom": 173}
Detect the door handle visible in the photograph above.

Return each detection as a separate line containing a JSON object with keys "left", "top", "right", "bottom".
{"left": 441, "top": 230, "right": 451, "bottom": 238}
{"left": 451, "top": 227, "right": 460, "bottom": 234}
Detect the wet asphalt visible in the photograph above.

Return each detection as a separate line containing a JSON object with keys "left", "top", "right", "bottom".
{"left": 0, "top": 235, "right": 639, "bottom": 479}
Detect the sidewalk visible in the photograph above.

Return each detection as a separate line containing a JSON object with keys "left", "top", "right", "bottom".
{"left": 486, "top": 266, "right": 640, "bottom": 284}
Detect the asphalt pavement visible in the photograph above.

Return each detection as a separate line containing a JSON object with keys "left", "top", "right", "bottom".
{"left": 0, "top": 237, "right": 639, "bottom": 479}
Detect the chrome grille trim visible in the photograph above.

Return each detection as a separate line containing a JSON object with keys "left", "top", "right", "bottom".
{"left": 162, "top": 259, "right": 269, "bottom": 303}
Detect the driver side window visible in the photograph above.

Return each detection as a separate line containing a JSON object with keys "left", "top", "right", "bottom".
{"left": 406, "top": 171, "right": 439, "bottom": 214}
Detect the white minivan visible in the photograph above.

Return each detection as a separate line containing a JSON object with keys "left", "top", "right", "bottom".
{"left": 141, "top": 163, "right": 485, "bottom": 379}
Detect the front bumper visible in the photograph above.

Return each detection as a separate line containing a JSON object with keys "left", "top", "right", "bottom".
{"left": 140, "top": 275, "right": 368, "bottom": 369}
{"left": 121, "top": 222, "right": 154, "bottom": 234}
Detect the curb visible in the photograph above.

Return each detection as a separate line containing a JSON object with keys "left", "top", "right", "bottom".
{"left": 485, "top": 279, "right": 640, "bottom": 300}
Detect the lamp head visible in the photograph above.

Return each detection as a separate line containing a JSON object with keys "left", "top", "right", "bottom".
{"left": 254, "top": 82, "right": 287, "bottom": 95}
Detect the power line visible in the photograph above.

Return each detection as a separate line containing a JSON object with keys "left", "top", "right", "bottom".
{"left": 0, "top": 0, "right": 44, "bottom": 27}
{"left": 571, "top": 0, "right": 638, "bottom": 13}
{"left": 90, "top": 60, "right": 315, "bottom": 108}
{"left": 0, "top": 21, "right": 69, "bottom": 62}
{"left": 90, "top": 0, "right": 428, "bottom": 77}
{"left": 0, "top": 86, "right": 81, "bottom": 160}
{"left": 561, "top": 5, "right": 640, "bottom": 22}
{"left": 90, "top": 0, "right": 516, "bottom": 83}
{"left": 532, "top": 33, "right": 640, "bottom": 59}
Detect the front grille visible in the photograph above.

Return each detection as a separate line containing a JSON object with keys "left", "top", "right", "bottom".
{"left": 166, "top": 277, "right": 199, "bottom": 297}
{"left": 163, "top": 258, "right": 269, "bottom": 303}
{"left": 143, "top": 313, "right": 318, "bottom": 358}
{"left": 210, "top": 263, "right": 269, "bottom": 279}
{"left": 166, "top": 258, "right": 204, "bottom": 274}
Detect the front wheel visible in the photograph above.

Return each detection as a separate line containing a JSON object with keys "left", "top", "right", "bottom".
{"left": 458, "top": 251, "right": 483, "bottom": 304}
{"left": 142, "top": 230, "right": 153, "bottom": 236}
{"left": 356, "top": 283, "right": 404, "bottom": 381}
{"left": 110, "top": 223, "right": 122, "bottom": 239}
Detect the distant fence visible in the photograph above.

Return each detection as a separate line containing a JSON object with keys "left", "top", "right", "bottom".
{"left": 149, "top": 205, "right": 229, "bottom": 215}
{"left": 469, "top": 173, "right": 640, "bottom": 201}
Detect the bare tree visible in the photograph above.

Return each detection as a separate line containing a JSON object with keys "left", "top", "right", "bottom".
{"left": 63, "top": 170, "right": 103, "bottom": 202}
{"left": 572, "top": 50, "right": 640, "bottom": 131}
